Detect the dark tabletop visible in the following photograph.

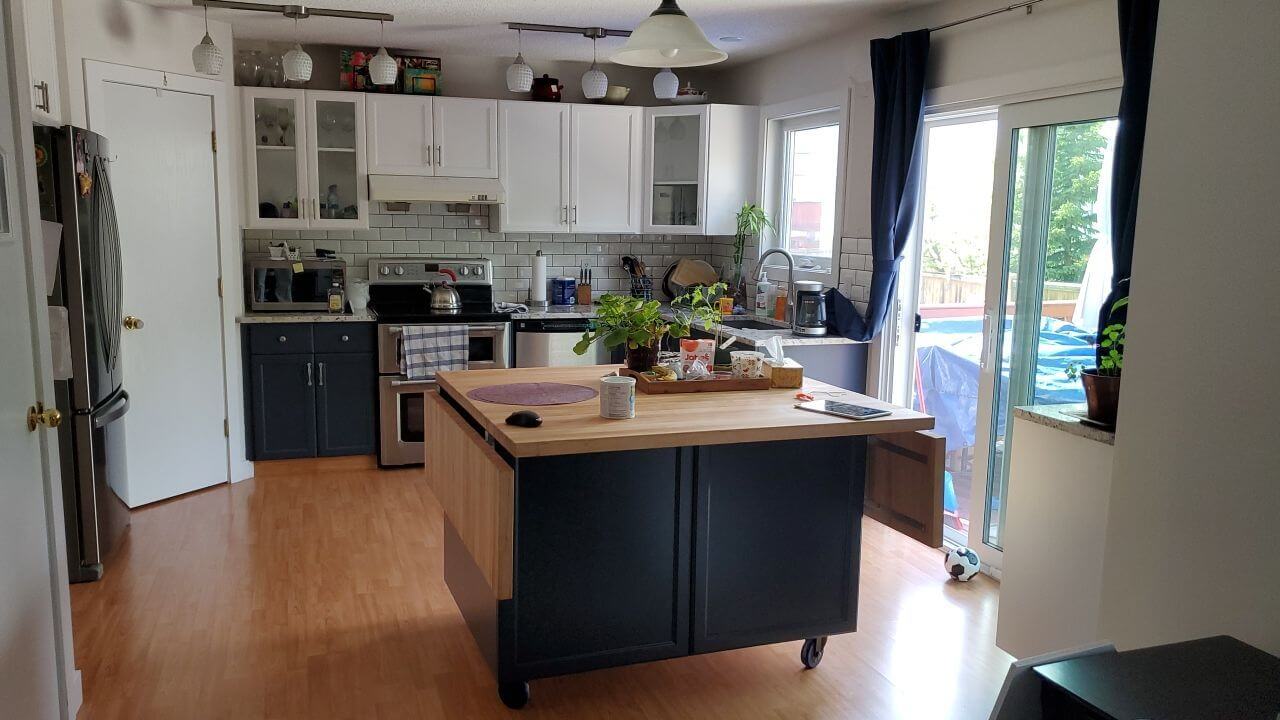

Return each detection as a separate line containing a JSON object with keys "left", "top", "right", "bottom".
{"left": 1034, "top": 635, "right": 1280, "bottom": 720}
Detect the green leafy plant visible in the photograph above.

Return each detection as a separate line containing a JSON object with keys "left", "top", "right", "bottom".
{"left": 670, "top": 281, "right": 729, "bottom": 348}
{"left": 1065, "top": 295, "right": 1127, "bottom": 380}
{"left": 573, "top": 294, "right": 684, "bottom": 356}
{"left": 731, "top": 204, "right": 774, "bottom": 289}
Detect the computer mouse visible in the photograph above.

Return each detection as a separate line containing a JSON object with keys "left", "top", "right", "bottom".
{"left": 505, "top": 410, "right": 542, "bottom": 428}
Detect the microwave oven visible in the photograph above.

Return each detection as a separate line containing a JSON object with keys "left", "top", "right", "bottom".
{"left": 245, "top": 257, "right": 347, "bottom": 312}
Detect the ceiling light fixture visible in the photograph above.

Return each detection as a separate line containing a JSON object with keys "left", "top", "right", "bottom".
{"left": 281, "top": 18, "right": 312, "bottom": 82}
{"left": 581, "top": 35, "right": 608, "bottom": 100}
{"left": 191, "top": 3, "right": 224, "bottom": 75}
{"left": 506, "top": 28, "right": 534, "bottom": 93}
{"left": 369, "top": 20, "right": 398, "bottom": 85}
{"left": 653, "top": 67, "right": 679, "bottom": 99}
{"left": 611, "top": 0, "right": 727, "bottom": 68}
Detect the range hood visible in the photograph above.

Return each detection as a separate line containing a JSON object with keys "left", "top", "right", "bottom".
{"left": 368, "top": 175, "right": 505, "bottom": 204}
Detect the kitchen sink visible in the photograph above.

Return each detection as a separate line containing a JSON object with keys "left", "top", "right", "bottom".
{"left": 718, "top": 318, "right": 788, "bottom": 331}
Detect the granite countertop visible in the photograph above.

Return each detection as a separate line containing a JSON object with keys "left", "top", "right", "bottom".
{"left": 1013, "top": 403, "right": 1116, "bottom": 445}
{"left": 236, "top": 309, "right": 376, "bottom": 324}
{"left": 513, "top": 304, "right": 864, "bottom": 349}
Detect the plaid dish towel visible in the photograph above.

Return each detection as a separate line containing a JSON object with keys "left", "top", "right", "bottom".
{"left": 400, "top": 325, "right": 469, "bottom": 380}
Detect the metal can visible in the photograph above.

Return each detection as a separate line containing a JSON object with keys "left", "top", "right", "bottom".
{"left": 599, "top": 375, "right": 636, "bottom": 419}
{"left": 551, "top": 276, "right": 577, "bottom": 305}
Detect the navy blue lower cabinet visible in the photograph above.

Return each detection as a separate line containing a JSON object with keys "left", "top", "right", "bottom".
{"left": 314, "top": 352, "right": 377, "bottom": 457}
{"left": 248, "top": 353, "right": 318, "bottom": 460}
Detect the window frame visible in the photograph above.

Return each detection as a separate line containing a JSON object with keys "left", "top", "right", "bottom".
{"left": 758, "top": 90, "right": 849, "bottom": 285}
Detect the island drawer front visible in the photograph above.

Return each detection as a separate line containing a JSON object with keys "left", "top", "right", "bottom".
{"left": 691, "top": 436, "right": 865, "bottom": 654}
{"left": 247, "top": 323, "right": 314, "bottom": 355}
{"left": 312, "top": 323, "right": 376, "bottom": 354}
{"left": 503, "top": 447, "right": 693, "bottom": 680}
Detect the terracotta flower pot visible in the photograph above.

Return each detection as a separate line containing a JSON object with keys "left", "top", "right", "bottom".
{"left": 1081, "top": 370, "right": 1121, "bottom": 426}
{"left": 625, "top": 344, "right": 659, "bottom": 372}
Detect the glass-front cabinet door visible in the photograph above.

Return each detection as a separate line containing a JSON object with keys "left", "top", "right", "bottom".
{"left": 644, "top": 106, "right": 707, "bottom": 234}
{"left": 305, "top": 91, "right": 368, "bottom": 229}
{"left": 243, "top": 88, "right": 307, "bottom": 228}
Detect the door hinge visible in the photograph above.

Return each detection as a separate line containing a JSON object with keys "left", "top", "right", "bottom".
{"left": 211, "top": 130, "right": 217, "bottom": 153}
{"left": 217, "top": 277, "right": 223, "bottom": 298}
{"left": 223, "top": 419, "right": 229, "bottom": 437}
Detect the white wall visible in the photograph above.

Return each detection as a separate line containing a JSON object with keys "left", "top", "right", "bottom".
{"left": 716, "top": 0, "right": 1120, "bottom": 239}
{"left": 1096, "top": 0, "right": 1280, "bottom": 655}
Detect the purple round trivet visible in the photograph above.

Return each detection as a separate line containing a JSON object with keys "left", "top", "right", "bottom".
{"left": 467, "top": 382, "right": 598, "bottom": 406}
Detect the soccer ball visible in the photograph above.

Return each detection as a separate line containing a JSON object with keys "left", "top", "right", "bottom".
{"left": 945, "top": 547, "right": 981, "bottom": 581}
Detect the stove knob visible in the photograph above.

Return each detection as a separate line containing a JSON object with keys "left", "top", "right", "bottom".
{"left": 472, "top": 265, "right": 484, "bottom": 277}
{"left": 459, "top": 266, "right": 470, "bottom": 276}
{"left": 394, "top": 266, "right": 405, "bottom": 276}
{"left": 379, "top": 266, "right": 391, "bottom": 276}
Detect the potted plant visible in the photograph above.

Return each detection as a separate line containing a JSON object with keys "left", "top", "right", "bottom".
{"left": 573, "top": 294, "right": 685, "bottom": 372}
{"left": 670, "top": 281, "right": 730, "bottom": 362}
{"left": 1067, "top": 295, "right": 1127, "bottom": 425}
{"left": 729, "top": 204, "right": 774, "bottom": 307}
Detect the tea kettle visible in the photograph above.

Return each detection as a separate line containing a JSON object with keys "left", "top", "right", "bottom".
{"left": 428, "top": 281, "right": 461, "bottom": 312}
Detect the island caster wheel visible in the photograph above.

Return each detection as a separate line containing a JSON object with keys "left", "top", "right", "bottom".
{"left": 801, "top": 637, "right": 828, "bottom": 669}
{"left": 498, "top": 680, "right": 530, "bottom": 710}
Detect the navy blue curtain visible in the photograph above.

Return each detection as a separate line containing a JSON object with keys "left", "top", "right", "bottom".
{"left": 1097, "top": 0, "right": 1159, "bottom": 361}
{"left": 831, "top": 29, "right": 930, "bottom": 342}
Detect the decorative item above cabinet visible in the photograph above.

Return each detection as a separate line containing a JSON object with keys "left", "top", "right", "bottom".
{"left": 242, "top": 88, "right": 370, "bottom": 230}
{"left": 643, "top": 105, "right": 759, "bottom": 236}
{"left": 365, "top": 95, "right": 498, "bottom": 179}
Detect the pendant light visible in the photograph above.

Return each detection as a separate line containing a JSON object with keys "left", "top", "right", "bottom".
{"left": 580, "top": 36, "right": 608, "bottom": 100}
{"left": 282, "top": 19, "right": 313, "bottom": 83}
{"left": 506, "top": 29, "right": 534, "bottom": 93}
{"left": 191, "top": 4, "right": 224, "bottom": 76}
{"left": 369, "top": 20, "right": 398, "bottom": 85}
{"left": 653, "top": 68, "right": 679, "bottom": 99}
{"left": 611, "top": 0, "right": 727, "bottom": 68}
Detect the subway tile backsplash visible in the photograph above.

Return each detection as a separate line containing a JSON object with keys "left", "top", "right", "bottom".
{"left": 243, "top": 203, "right": 730, "bottom": 305}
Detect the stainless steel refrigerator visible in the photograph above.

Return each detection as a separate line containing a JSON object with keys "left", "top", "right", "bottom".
{"left": 35, "top": 125, "right": 131, "bottom": 583}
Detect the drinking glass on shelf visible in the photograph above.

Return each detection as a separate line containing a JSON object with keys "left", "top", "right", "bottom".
{"left": 276, "top": 107, "right": 292, "bottom": 147}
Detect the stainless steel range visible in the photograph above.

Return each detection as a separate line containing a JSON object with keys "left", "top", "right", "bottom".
{"left": 369, "top": 257, "right": 510, "bottom": 467}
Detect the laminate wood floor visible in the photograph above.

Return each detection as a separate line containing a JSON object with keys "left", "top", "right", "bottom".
{"left": 72, "top": 457, "right": 1012, "bottom": 719}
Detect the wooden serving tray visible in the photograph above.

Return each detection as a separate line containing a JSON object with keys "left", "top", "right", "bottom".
{"left": 619, "top": 367, "right": 772, "bottom": 394}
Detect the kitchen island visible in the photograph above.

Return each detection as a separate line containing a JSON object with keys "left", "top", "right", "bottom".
{"left": 425, "top": 365, "right": 933, "bottom": 709}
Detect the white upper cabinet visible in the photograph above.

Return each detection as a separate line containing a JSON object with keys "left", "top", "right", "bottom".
{"left": 365, "top": 96, "right": 497, "bottom": 178}
{"left": 366, "top": 95, "right": 433, "bottom": 176}
{"left": 21, "top": 0, "right": 64, "bottom": 125}
{"left": 242, "top": 88, "right": 368, "bottom": 229}
{"left": 497, "top": 101, "right": 642, "bottom": 235}
{"left": 569, "top": 105, "right": 642, "bottom": 234}
{"left": 498, "top": 102, "right": 570, "bottom": 234}
{"left": 433, "top": 98, "right": 498, "bottom": 178}
{"left": 643, "top": 105, "right": 759, "bottom": 236}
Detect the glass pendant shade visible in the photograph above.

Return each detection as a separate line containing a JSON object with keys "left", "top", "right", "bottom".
{"left": 581, "top": 65, "right": 608, "bottom": 99}
{"left": 506, "top": 53, "right": 534, "bottom": 92}
{"left": 369, "top": 47, "right": 398, "bottom": 85}
{"left": 282, "top": 44, "right": 313, "bottom": 82}
{"left": 192, "top": 33, "right": 224, "bottom": 75}
{"left": 611, "top": 0, "right": 727, "bottom": 68}
{"left": 653, "top": 68, "right": 679, "bottom": 99}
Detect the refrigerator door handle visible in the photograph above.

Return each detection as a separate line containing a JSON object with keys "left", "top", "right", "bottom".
{"left": 92, "top": 390, "right": 130, "bottom": 428}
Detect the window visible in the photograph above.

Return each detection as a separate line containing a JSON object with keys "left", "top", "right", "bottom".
{"left": 762, "top": 101, "right": 844, "bottom": 278}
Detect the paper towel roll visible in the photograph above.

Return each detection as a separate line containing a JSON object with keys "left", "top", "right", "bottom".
{"left": 530, "top": 252, "right": 547, "bottom": 304}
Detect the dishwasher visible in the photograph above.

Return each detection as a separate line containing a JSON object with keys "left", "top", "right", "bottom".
{"left": 514, "top": 319, "right": 613, "bottom": 367}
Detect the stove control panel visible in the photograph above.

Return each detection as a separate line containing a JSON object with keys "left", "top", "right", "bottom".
{"left": 368, "top": 257, "right": 493, "bottom": 286}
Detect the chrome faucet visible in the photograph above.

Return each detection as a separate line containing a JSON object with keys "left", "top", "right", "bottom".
{"left": 753, "top": 248, "right": 795, "bottom": 323}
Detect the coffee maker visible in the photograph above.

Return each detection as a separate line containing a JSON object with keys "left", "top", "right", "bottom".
{"left": 792, "top": 280, "right": 828, "bottom": 336}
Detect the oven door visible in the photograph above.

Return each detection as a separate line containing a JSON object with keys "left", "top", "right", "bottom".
{"left": 379, "top": 375, "right": 433, "bottom": 467}
{"left": 377, "top": 322, "right": 511, "bottom": 375}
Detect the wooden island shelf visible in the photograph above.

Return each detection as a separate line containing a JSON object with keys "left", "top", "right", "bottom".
{"left": 424, "top": 365, "right": 934, "bottom": 709}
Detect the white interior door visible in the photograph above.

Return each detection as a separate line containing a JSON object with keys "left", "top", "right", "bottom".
{"left": 0, "top": 7, "right": 74, "bottom": 714}
{"left": 570, "top": 105, "right": 642, "bottom": 234}
{"left": 970, "top": 89, "right": 1120, "bottom": 570}
{"left": 432, "top": 97, "right": 498, "bottom": 178}
{"left": 497, "top": 102, "right": 569, "bottom": 233}
{"left": 366, "top": 94, "right": 432, "bottom": 176}
{"left": 98, "top": 82, "right": 228, "bottom": 507}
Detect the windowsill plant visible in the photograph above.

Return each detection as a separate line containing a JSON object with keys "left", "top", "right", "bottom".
{"left": 1067, "top": 295, "right": 1127, "bottom": 425}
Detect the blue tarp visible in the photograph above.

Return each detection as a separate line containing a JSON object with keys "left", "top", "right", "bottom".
{"left": 913, "top": 316, "right": 1092, "bottom": 452}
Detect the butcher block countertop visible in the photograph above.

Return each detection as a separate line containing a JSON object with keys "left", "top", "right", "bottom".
{"left": 435, "top": 365, "right": 933, "bottom": 458}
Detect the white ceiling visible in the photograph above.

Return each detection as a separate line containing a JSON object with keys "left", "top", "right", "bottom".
{"left": 136, "top": 0, "right": 935, "bottom": 66}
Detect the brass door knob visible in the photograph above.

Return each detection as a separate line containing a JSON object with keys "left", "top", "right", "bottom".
{"left": 123, "top": 315, "right": 144, "bottom": 330}
{"left": 27, "top": 403, "right": 63, "bottom": 432}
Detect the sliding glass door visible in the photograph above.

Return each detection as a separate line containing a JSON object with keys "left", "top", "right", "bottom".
{"left": 969, "top": 90, "right": 1120, "bottom": 568}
